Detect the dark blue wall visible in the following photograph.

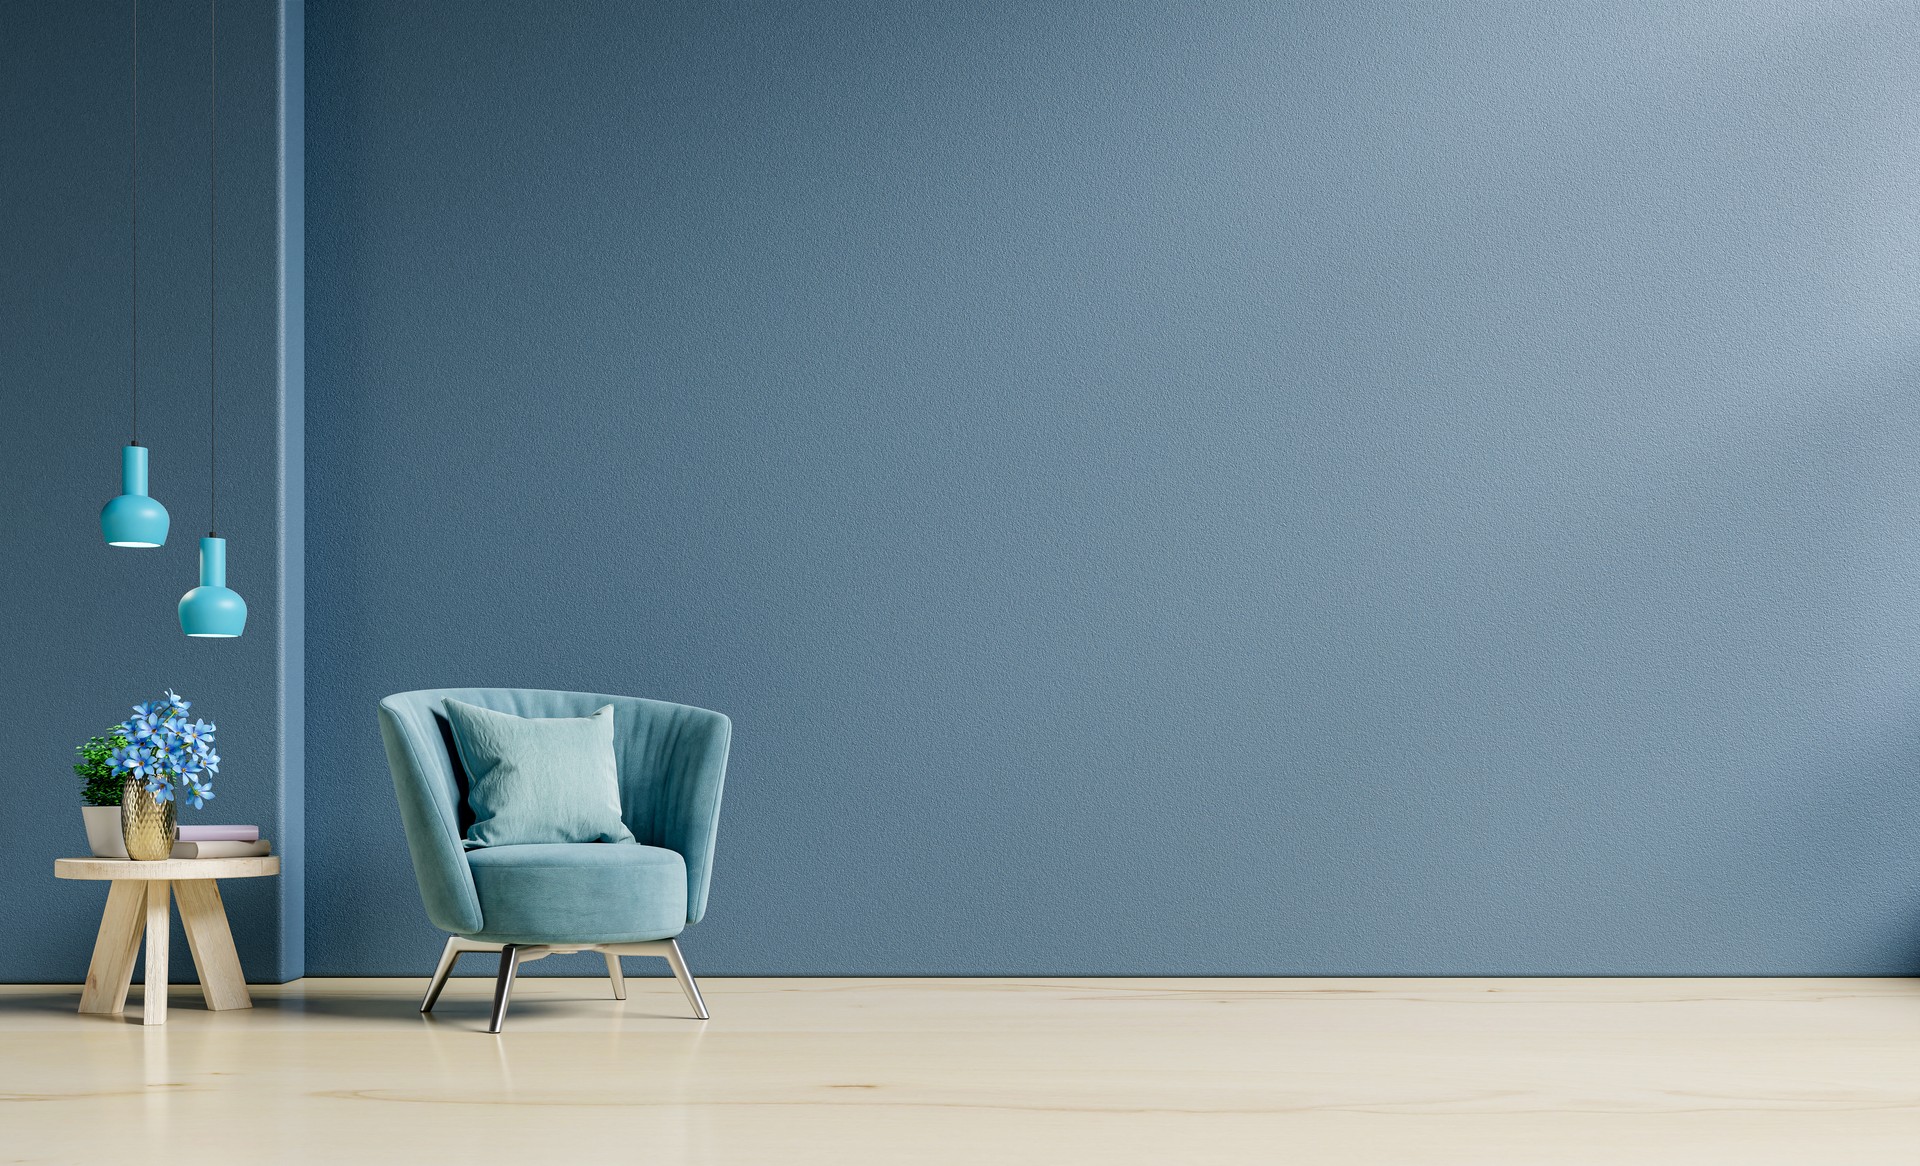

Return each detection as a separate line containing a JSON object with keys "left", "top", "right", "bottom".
{"left": 1, "top": 0, "right": 302, "bottom": 981}
{"left": 308, "top": 1, "right": 1920, "bottom": 975}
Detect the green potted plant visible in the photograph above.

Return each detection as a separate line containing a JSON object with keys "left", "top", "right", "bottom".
{"left": 74, "top": 729, "right": 132, "bottom": 858}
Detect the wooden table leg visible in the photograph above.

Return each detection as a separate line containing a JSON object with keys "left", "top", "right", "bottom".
{"left": 174, "top": 879, "right": 251, "bottom": 1011}
{"left": 79, "top": 881, "right": 148, "bottom": 1015}
{"left": 143, "top": 881, "right": 170, "bottom": 1026}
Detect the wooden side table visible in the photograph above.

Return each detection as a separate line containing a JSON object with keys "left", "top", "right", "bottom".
{"left": 55, "top": 856, "right": 280, "bottom": 1025}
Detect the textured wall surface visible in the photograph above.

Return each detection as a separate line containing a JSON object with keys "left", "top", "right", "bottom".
{"left": 308, "top": 0, "right": 1920, "bottom": 975}
{"left": 1, "top": 0, "right": 302, "bottom": 981}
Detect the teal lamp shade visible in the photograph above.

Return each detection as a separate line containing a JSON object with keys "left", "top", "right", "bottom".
{"left": 100, "top": 445, "right": 170, "bottom": 547}
{"left": 179, "top": 536, "right": 247, "bottom": 638}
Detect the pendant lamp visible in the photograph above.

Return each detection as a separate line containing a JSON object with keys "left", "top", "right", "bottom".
{"left": 180, "top": 0, "right": 244, "bottom": 639}
{"left": 180, "top": 535, "right": 245, "bottom": 637}
{"left": 101, "top": 0, "right": 169, "bottom": 549}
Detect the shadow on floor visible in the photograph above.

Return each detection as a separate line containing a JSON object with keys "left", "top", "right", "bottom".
{"left": 0, "top": 983, "right": 703, "bottom": 1026}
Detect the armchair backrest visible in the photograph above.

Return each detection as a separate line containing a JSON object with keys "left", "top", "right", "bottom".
{"left": 379, "top": 688, "right": 731, "bottom": 936}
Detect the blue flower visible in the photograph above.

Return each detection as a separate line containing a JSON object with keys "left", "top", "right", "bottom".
{"left": 124, "top": 712, "right": 159, "bottom": 743}
{"left": 108, "top": 746, "right": 146, "bottom": 779}
{"left": 177, "top": 719, "right": 215, "bottom": 751}
{"left": 113, "top": 692, "right": 221, "bottom": 806}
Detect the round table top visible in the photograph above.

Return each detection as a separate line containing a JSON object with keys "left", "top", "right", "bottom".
{"left": 55, "top": 855, "right": 280, "bottom": 881}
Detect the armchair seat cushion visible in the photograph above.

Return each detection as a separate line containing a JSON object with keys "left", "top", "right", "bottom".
{"left": 464, "top": 843, "right": 688, "bottom": 945}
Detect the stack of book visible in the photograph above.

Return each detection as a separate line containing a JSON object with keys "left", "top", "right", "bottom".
{"left": 172, "top": 825, "right": 271, "bottom": 859}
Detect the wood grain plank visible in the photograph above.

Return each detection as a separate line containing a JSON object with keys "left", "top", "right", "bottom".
{"left": 55, "top": 856, "right": 279, "bottom": 881}
{"left": 174, "top": 879, "right": 252, "bottom": 1010}
{"left": 140, "top": 881, "right": 169, "bottom": 1025}
{"left": 77, "top": 881, "right": 147, "bottom": 1015}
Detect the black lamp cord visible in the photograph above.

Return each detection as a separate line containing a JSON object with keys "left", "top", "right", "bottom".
{"left": 207, "top": 0, "right": 217, "bottom": 536}
{"left": 130, "top": 0, "right": 138, "bottom": 446}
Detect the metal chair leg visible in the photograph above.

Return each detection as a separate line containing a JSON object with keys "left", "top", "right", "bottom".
{"left": 604, "top": 952, "right": 627, "bottom": 1000}
{"left": 420, "top": 936, "right": 464, "bottom": 1013}
{"left": 664, "top": 938, "right": 708, "bottom": 1020}
{"left": 487, "top": 944, "right": 522, "bottom": 1034}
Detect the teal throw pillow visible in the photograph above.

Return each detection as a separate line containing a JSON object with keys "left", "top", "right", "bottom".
{"left": 443, "top": 698, "right": 636, "bottom": 848}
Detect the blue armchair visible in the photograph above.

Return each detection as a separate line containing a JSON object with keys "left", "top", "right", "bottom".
{"left": 378, "top": 688, "right": 730, "bottom": 1032}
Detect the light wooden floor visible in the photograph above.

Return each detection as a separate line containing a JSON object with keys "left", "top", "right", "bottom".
{"left": 2, "top": 977, "right": 1918, "bottom": 1164}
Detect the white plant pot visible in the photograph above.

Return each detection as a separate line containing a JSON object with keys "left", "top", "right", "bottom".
{"left": 82, "top": 805, "right": 129, "bottom": 859}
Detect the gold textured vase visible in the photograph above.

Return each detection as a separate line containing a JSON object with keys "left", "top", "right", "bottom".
{"left": 121, "top": 776, "right": 176, "bottom": 861}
